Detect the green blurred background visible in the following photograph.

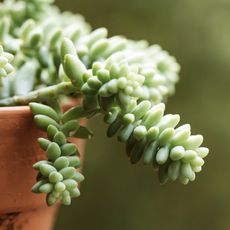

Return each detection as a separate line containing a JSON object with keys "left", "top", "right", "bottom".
{"left": 54, "top": 0, "right": 230, "bottom": 229}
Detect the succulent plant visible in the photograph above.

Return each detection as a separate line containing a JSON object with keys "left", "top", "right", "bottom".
{"left": 0, "top": 45, "right": 14, "bottom": 83}
{"left": 0, "top": 0, "right": 209, "bottom": 206}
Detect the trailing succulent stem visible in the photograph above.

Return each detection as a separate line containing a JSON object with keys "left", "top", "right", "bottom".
{"left": 0, "top": 82, "right": 77, "bottom": 106}
{"left": 0, "top": 0, "right": 209, "bottom": 206}
{"left": 61, "top": 40, "right": 209, "bottom": 185}
{"left": 30, "top": 102, "right": 87, "bottom": 206}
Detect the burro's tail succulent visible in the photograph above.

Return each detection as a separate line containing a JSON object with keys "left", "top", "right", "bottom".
{"left": 61, "top": 38, "right": 209, "bottom": 186}
{"left": 30, "top": 102, "right": 85, "bottom": 206}
{"left": 0, "top": 46, "right": 14, "bottom": 85}
{"left": 0, "top": 0, "right": 209, "bottom": 206}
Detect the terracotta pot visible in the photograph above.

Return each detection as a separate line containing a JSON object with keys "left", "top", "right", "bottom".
{"left": 0, "top": 104, "right": 85, "bottom": 230}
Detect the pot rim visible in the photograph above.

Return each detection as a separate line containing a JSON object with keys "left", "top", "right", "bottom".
{"left": 0, "top": 106, "right": 31, "bottom": 118}
{"left": 0, "top": 99, "right": 80, "bottom": 118}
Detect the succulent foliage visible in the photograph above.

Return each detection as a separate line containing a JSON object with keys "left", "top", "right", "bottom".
{"left": 0, "top": 45, "right": 14, "bottom": 85}
{"left": 30, "top": 102, "right": 85, "bottom": 205}
{"left": 0, "top": 0, "right": 209, "bottom": 206}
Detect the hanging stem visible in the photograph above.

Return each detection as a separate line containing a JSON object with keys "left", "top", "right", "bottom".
{"left": 0, "top": 82, "right": 79, "bottom": 106}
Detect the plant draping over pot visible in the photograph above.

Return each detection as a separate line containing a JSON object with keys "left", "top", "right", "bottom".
{"left": 0, "top": 0, "right": 209, "bottom": 207}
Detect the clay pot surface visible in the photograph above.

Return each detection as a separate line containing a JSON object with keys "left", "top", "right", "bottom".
{"left": 0, "top": 104, "right": 85, "bottom": 230}
{"left": 0, "top": 206, "right": 58, "bottom": 230}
